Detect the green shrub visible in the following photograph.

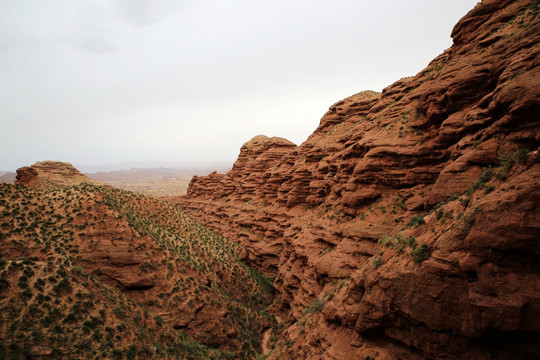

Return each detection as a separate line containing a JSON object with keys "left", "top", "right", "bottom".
{"left": 495, "top": 167, "right": 508, "bottom": 181}
{"left": 302, "top": 298, "right": 325, "bottom": 315}
{"left": 405, "top": 236, "right": 416, "bottom": 247}
{"left": 411, "top": 243, "right": 431, "bottom": 264}
{"left": 63, "top": 312, "right": 77, "bottom": 323}
{"left": 53, "top": 278, "right": 71, "bottom": 294}
{"left": 408, "top": 216, "right": 425, "bottom": 228}
{"left": 478, "top": 167, "right": 492, "bottom": 183}
{"left": 498, "top": 152, "right": 516, "bottom": 168}
{"left": 17, "top": 275, "right": 28, "bottom": 289}
{"left": 154, "top": 315, "right": 163, "bottom": 327}
{"left": 112, "top": 349, "right": 123, "bottom": 359}
{"left": 394, "top": 234, "right": 407, "bottom": 252}
{"left": 514, "top": 148, "right": 530, "bottom": 164}
{"left": 499, "top": 148, "right": 530, "bottom": 167}
{"left": 458, "top": 214, "right": 475, "bottom": 239}
{"left": 377, "top": 236, "right": 394, "bottom": 247}
{"left": 126, "top": 345, "right": 137, "bottom": 360}
{"left": 496, "top": 148, "right": 531, "bottom": 180}
{"left": 372, "top": 255, "right": 382, "bottom": 269}
{"left": 114, "top": 306, "right": 126, "bottom": 317}
{"left": 139, "top": 261, "right": 156, "bottom": 273}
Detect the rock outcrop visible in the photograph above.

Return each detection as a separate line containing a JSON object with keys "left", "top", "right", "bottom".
{"left": 15, "top": 161, "right": 99, "bottom": 187}
{"left": 179, "top": 1, "right": 540, "bottom": 359}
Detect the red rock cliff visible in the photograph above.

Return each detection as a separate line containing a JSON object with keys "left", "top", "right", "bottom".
{"left": 180, "top": 1, "right": 540, "bottom": 358}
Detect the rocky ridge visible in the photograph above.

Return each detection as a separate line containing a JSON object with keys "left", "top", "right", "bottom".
{"left": 15, "top": 161, "right": 99, "bottom": 188}
{"left": 179, "top": 1, "right": 540, "bottom": 359}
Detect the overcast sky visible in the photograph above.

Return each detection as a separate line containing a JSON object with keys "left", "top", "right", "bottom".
{"left": 0, "top": 0, "right": 478, "bottom": 171}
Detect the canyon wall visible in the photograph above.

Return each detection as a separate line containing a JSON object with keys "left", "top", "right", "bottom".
{"left": 180, "top": 0, "right": 540, "bottom": 358}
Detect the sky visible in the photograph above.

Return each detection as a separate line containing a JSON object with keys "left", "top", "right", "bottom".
{"left": 0, "top": 0, "right": 479, "bottom": 172}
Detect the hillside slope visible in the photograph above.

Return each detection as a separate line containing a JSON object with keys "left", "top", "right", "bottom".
{"left": 1, "top": 164, "right": 273, "bottom": 359}
{"left": 180, "top": 1, "right": 540, "bottom": 359}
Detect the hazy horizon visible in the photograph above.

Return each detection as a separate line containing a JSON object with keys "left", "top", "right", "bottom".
{"left": 0, "top": 160, "right": 234, "bottom": 174}
{"left": 1, "top": 0, "right": 479, "bottom": 172}
{"left": 77, "top": 159, "right": 234, "bottom": 173}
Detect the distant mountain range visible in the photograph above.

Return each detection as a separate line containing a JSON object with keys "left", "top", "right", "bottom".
{"left": 83, "top": 162, "right": 232, "bottom": 197}
{"left": 0, "top": 171, "right": 16, "bottom": 183}
{"left": 75, "top": 160, "right": 233, "bottom": 173}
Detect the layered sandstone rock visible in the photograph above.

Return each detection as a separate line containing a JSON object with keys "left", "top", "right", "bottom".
{"left": 15, "top": 161, "right": 99, "bottom": 187}
{"left": 180, "top": 0, "right": 540, "bottom": 358}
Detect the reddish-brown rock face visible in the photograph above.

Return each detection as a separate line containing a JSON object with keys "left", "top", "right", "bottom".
{"left": 15, "top": 161, "right": 99, "bottom": 188}
{"left": 180, "top": 1, "right": 540, "bottom": 359}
